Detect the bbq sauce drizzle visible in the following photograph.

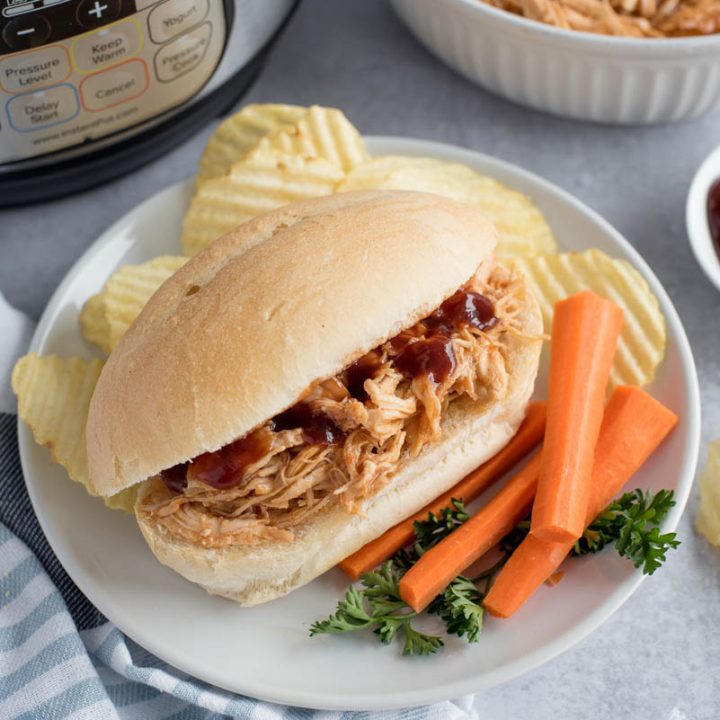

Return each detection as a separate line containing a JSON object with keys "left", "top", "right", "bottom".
{"left": 160, "top": 289, "right": 498, "bottom": 493}
{"left": 272, "top": 404, "right": 345, "bottom": 445}
{"left": 393, "top": 289, "right": 498, "bottom": 388}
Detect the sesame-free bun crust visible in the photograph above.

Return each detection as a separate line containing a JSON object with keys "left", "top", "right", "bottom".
{"left": 87, "top": 190, "right": 497, "bottom": 496}
{"left": 135, "top": 276, "right": 542, "bottom": 606}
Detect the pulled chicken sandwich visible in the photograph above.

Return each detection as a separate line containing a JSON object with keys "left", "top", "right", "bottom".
{"left": 86, "top": 190, "right": 542, "bottom": 606}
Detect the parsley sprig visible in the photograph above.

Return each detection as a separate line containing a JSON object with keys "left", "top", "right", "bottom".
{"left": 573, "top": 489, "right": 680, "bottom": 574}
{"left": 309, "top": 563, "right": 445, "bottom": 655}
{"left": 310, "top": 500, "right": 481, "bottom": 655}
{"left": 427, "top": 576, "right": 484, "bottom": 642}
{"left": 310, "top": 489, "right": 679, "bottom": 655}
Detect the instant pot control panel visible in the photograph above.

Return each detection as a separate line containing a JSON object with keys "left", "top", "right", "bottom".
{"left": 0, "top": 0, "right": 227, "bottom": 164}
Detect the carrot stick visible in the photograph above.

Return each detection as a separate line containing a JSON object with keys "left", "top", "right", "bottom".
{"left": 531, "top": 291, "right": 623, "bottom": 543}
{"left": 338, "top": 402, "right": 547, "bottom": 579}
{"left": 399, "top": 453, "right": 542, "bottom": 612}
{"left": 484, "top": 386, "right": 678, "bottom": 619}
{"left": 485, "top": 535, "right": 572, "bottom": 618}
{"left": 586, "top": 386, "right": 678, "bottom": 516}
{"left": 545, "top": 571, "right": 565, "bottom": 587}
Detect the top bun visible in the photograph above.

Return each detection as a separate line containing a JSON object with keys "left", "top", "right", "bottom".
{"left": 87, "top": 190, "right": 497, "bottom": 496}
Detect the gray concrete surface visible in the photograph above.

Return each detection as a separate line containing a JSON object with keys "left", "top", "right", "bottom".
{"left": 1, "top": 1, "right": 719, "bottom": 717}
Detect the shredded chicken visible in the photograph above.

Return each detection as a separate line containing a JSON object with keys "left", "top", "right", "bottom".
{"left": 139, "top": 263, "right": 527, "bottom": 548}
{"left": 483, "top": 0, "right": 720, "bottom": 36}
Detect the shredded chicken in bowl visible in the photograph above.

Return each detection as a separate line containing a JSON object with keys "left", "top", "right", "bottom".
{"left": 139, "top": 262, "right": 527, "bottom": 548}
{"left": 483, "top": 0, "right": 720, "bottom": 36}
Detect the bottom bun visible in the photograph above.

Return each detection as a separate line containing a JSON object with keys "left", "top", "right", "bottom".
{"left": 135, "top": 280, "right": 542, "bottom": 606}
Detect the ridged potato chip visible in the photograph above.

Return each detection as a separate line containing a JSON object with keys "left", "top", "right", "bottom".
{"left": 102, "top": 255, "right": 187, "bottom": 351}
{"left": 197, "top": 103, "right": 305, "bottom": 184}
{"left": 338, "top": 156, "right": 557, "bottom": 259}
{"left": 80, "top": 293, "right": 111, "bottom": 353}
{"left": 12, "top": 353, "right": 136, "bottom": 512}
{"left": 80, "top": 256, "right": 187, "bottom": 354}
{"left": 253, "top": 105, "right": 369, "bottom": 172}
{"left": 12, "top": 353, "right": 102, "bottom": 489}
{"left": 182, "top": 150, "right": 344, "bottom": 256}
{"left": 511, "top": 249, "right": 666, "bottom": 389}
{"left": 697, "top": 440, "right": 720, "bottom": 546}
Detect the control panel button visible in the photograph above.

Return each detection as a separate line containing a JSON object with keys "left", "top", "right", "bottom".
{"left": 79, "top": 58, "right": 148, "bottom": 111}
{"left": 72, "top": 20, "right": 141, "bottom": 73}
{"left": 76, "top": 0, "right": 122, "bottom": 30}
{"left": 7, "top": 83, "right": 79, "bottom": 131}
{"left": 153, "top": 22, "right": 210, "bottom": 83}
{"left": 2, "top": 15, "right": 51, "bottom": 51}
{"left": 0, "top": 45, "right": 71, "bottom": 93}
{"left": 148, "top": 0, "right": 208, "bottom": 44}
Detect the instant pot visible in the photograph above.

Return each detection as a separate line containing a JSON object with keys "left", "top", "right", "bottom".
{"left": 0, "top": 0, "right": 298, "bottom": 206}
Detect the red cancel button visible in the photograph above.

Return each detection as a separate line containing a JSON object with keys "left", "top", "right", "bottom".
{"left": 79, "top": 58, "right": 149, "bottom": 112}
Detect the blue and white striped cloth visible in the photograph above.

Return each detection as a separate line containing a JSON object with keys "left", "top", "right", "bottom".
{"left": 0, "top": 293, "right": 476, "bottom": 719}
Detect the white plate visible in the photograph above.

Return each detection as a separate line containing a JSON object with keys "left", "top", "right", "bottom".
{"left": 19, "top": 137, "right": 700, "bottom": 710}
{"left": 687, "top": 142, "right": 720, "bottom": 294}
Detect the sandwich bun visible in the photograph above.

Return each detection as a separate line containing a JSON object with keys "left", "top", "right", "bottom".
{"left": 86, "top": 189, "right": 542, "bottom": 605}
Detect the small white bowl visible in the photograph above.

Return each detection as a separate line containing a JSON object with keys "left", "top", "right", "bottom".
{"left": 391, "top": 0, "right": 720, "bottom": 124}
{"left": 687, "top": 143, "right": 720, "bottom": 292}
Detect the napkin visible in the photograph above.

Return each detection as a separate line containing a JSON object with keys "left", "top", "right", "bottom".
{"left": 0, "top": 291, "right": 476, "bottom": 719}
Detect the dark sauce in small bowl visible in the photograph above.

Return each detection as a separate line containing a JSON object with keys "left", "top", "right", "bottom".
{"left": 707, "top": 178, "right": 720, "bottom": 258}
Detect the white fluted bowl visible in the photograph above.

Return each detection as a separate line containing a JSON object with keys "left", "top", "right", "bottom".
{"left": 391, "top": 0, "right": 720, "bottom": 124}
